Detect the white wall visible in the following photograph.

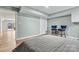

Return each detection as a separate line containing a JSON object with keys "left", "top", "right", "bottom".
{"left": 16, "top": 6, "right": 48, "bottom": 39}
{"left": 71, "top": 7, "right": 79, "bottom": 22}
{"left": 49, "top": 7, "right": 79, "bottom": 23}
{"left": 48, "top": 15, "right": 79, "bottom": 38}
{"left": 48, "top": 7, "right": 79, "bottom": 19}
{"left": 48, "top": 10, "right": 71, "bottom": 19}
{"left": 16, "top": 14, "right": 47, "bottom": 39}
{"left": 16, "top": 15, "right": 40, "bottom": 39}
{"left": 48, "top": 7, "right": 79, "bottom": 39}
{"left": 20, "top": 7, "right": 48, "bottom": 18}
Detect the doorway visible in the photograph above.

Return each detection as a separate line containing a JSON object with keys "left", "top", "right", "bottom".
{"left": 0, "top": 9, "right": 16, "bottom": 52}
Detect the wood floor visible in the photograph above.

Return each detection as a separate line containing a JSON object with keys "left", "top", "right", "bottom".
{"left": 0, "top": 30, "right": 16, "bottom": 52}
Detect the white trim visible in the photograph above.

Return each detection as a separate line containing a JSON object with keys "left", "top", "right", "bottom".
{"left": 17, "top": 34, "right": 79, "bottom": 40}
{"left": 17, "top": 34, "right": 45, "bottom": 40}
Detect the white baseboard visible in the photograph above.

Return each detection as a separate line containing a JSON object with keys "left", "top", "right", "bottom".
{"left": 17, "top": 34, "right": 79, "bottom": 40}
{"left": 67, "top": 36, "right": 79, "bottom": 40}
{"left": 17, "top": 34, "right": 45, "bottom": 40}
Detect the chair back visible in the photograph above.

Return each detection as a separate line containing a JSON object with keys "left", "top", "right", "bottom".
{"left": 61, "top": 25, "right": 67, "bottom": 31}
{"left": 51, "top": 25, "right": 57, "bottom": 29}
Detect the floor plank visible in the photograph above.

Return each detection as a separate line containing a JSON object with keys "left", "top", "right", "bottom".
{"left": 0, "top": 30, "right": 16, "bottom": 52}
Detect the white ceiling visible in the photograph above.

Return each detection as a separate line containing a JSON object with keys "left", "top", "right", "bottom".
{"left": 28, "top": 6, "right": 76, "bottom": 15}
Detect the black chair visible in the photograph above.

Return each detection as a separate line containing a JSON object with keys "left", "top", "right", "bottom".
{"left": 58, "top": 25, "right": 67, "bottom": 38}
{"left": 51, "top": 25, "right": 57, "bottom": 34}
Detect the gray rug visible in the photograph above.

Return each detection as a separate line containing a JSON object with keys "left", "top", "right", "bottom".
{"left": 13, "top": 35, "right": 79, "bottom": 52}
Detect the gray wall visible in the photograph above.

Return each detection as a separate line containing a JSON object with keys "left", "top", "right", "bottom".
{"left": 16, "top": 15, "right": 40, "bottom": 39}
{"left": 47, "top": 15, "right": 79, "bottom": 38}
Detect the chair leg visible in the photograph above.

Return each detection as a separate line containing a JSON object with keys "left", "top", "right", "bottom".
{"left": 51, "top": 30, "right": 53, "bottom": 34}
{"left": 64, "top": 32, "right": 66, "bottom": 38}
{"left": 61, "top": 31, "right": 62, "bottom": 37}
{"left": 55, "top": 30, "right": 56, "bottom": 34}
{"left": 51, "top": 30, "right": 55, "bottom": 34}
